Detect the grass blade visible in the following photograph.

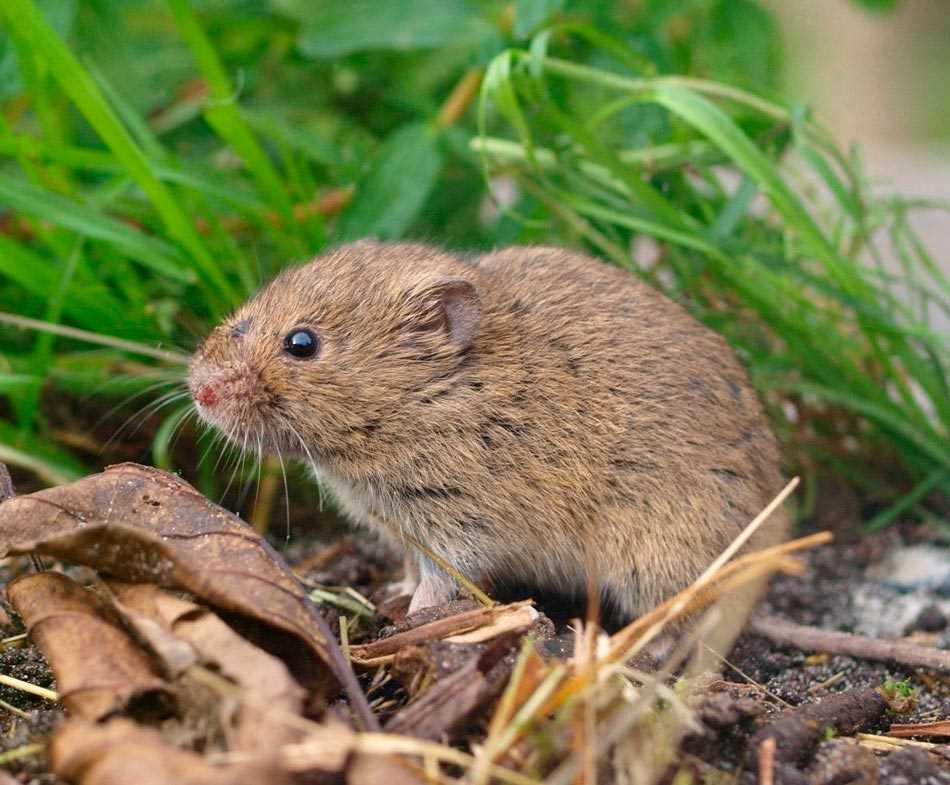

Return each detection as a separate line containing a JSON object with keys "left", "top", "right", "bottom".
{"left": 0, "top": 0, "right": 236, "bottom": 309}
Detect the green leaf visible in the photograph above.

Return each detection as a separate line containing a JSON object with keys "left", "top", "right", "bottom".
{"left": 297, "top": 0, "right": 477, "bottom": 59}
{"left": 852, "top": 0, "right": 898, "bottom": 11}
{"left": 166, "top": 0, "right": 296, "bottom": 225}
{"left": 0, "top": 0, "right": 76, "bottom": 100}
{"left": 0, "top": 173, "right": 194, "bottom": 283}
{"left": 703, "top": 0, "right": 781, "bottom": 90}
{"left": 336, "top": 122, "right": 443, "bottom": 241}
{"left": 152, "top": 404, "right": 192, "bottom": 470}
{"left": 865, "top": 467, "right": 949, "bottom": 531}
{"left": 0, "top": 420, "right": 85, "bottom": 486}
{"left": 0, "top": 0, "right": 234, "bottom": 308}
{"left": 0, "top": 236, "right": 134, "bottom": 337}
{"left": 0, "top": 373, "right": 41, "bottom": 395}
{"left": 514, "top": 0, "right": 565, "bottom": 39}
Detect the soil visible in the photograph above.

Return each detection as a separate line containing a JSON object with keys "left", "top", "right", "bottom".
{"left": 1, "top": 506, "right": 948, "bottom": 784}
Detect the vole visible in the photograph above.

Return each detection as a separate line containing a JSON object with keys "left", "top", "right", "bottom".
{"left": 189, "top": 241, "right": 788, "bottom": 619}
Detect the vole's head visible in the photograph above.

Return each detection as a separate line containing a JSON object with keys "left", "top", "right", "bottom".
{"left": 188, "top": 241, "right": 481, "bottom": 467}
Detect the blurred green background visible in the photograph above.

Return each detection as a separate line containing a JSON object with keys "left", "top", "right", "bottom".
{"left": 0, "top": 0, "right": 946, "bottom": 533}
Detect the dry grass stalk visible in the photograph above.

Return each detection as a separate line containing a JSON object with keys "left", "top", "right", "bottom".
{"left": 609, "top": 477, "right": 802, "bottom": 662}
{"left": 609, "top": 530, "right": 827, "bottom": 664}
{"left": 470, "top": 637, "right": 545, "bottom": 785}
{"left": 458, "top": 479, "right": 813, "bottom": 784}
{"left": 351, "top": 602, "right": 534, "bottom": 661}
{"left": 758, "top": 737, "right": 776, "bottom": 785}
{"left": 0, "top": 696, "right": 32, "bottom": 720}
{"left": 0, "top": 742, "right": 45, "bottom": 766}
{"left": 856, "top": 732, "right": 937, "bottom": 751}
{"left": 547, "top": 611, "right": 718, "bottom": 785}
{"left": 0, "top": 672, "right": 58, "bottom": 702}
{"left": 404, "top": 533, "right": 495, "bottom": 608}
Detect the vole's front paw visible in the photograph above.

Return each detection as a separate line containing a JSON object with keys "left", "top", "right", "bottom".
{"left": 408, "top": 571, "right": 458, "bottom": 614}
{"left": 374, "top": 556, "right": 419, "bottom": 620}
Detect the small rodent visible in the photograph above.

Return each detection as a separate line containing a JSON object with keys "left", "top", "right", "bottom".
{"left": 189, "top": 241, "right": 788, "bottom": 619}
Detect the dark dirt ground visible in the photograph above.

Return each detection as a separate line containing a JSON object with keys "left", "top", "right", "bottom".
{"left": 1, "top": 507, "right": 949, "bottom": 784}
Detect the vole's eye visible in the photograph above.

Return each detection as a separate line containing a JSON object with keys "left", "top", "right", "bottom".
{"left": 283, "top": 328, "right": 320, "bottom": 359}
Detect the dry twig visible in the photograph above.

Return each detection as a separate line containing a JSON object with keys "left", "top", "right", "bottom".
{"left": 750, "top": 616, "right": 950, "bottom": 672}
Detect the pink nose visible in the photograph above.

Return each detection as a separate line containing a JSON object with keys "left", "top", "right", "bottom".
{"left": 195, "top": 383, "right": 218, "bottom": 408}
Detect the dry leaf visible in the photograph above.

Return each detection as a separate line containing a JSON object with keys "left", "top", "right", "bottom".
{"left": 6, "top": 572, "right": 170, "bottom": 720}
{"left": 105, "top": 583, "right": 199, "bottom": 678}
{"left": 276, "top": 717, "right": 355, "bottom": 773}
{"left": 107, "top": 581, "right": 306, "bottom": 754}
{"left": 50, "top": 718, "right": 289, "bottom": 785}
{"left": 0, "top": 463, "right": 374, "bottom": 728}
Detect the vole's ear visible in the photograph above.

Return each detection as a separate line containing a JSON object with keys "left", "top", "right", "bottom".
{"left": 404, "top": 277, "right": 481, "bottom": 350}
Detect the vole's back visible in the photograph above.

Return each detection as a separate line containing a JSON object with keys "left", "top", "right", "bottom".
{"left": 440, "top": 246, "right": 787, "bottom": 615}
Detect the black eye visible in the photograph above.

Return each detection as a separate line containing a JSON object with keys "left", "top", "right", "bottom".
{"left": 283, "top": 328, "right": 320, "bottom": 359}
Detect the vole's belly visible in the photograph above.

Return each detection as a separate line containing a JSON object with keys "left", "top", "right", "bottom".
{"left": 309, "top": 467, "right": 387, "bottom": 530}
{"left": 311, "top": 463, "right": 586, "bottom": 581}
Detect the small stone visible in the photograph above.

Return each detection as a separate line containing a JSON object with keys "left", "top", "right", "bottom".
{"left": 869, "top": 545, "right": 950, "bottom": 594}
{"left": 908, "top": 604, "right": 947, "bottom": 634}
{"left": 937, "top": 574, "right": 950, "bottom": 600}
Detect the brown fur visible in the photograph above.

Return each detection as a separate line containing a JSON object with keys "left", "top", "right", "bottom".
{"left": 189, "top": 242, "right": 788, "bottom": 618}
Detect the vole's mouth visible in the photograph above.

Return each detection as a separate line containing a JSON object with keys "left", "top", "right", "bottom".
{"left": 191, "top": 390, "right": 297, "bottom": 461}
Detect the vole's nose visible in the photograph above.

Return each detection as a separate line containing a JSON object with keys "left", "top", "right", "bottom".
{"left": 195, "top": 383, "right": 219, "bottom": 408}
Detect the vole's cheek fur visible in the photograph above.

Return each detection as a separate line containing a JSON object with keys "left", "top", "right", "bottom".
{"left": 191, "top": 241, "right": 789, "bottom": 622}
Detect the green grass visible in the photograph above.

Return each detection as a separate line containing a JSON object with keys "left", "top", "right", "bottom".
{"left": 475, "top": 45, "right": 950, "bottom": 524}
{"left": 0, "top": 0, "right": 946, "bottom": 526}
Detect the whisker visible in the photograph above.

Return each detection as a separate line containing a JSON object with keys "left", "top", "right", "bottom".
{"left": 169, "top": 406, "right": 199, "bottom": 453}
{"left": 100, "top": 382, "right": 188, "bottom": 451}
{"left": 235, "top": 455, "right": 259, "bottom": 514}
{"left": 103, "top": 393, "right": 191, "bottom": 457}
{"left": 152, "top": 404, "right": 194, "bottom": 466}
{"left": 249, "top": 425, "right": 265, "bottom": 522}
{"left": 197, "top": 425, "right": 229, "bottom": 471}
{"left": 85, "top": 368, "right": 185, "bottom": 411}
{"left": 282, "top": 418, "right": 324, "bottom": 514}
{"left": 218, "top": 425, "right": 250, "bottom": 504}
{"left": 211, "top": 431, "right": 234, "bottom": 475}
{"left": 274, "top": 447, "right": 292, "bottom": 543}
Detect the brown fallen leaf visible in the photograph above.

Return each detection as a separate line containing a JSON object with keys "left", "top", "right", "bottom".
{"left": 105, "top": 583, "right": 198, "bottom": 677}
{"left": 6, "top": 572, "right": 170, "bottom": 721}
{"left": 50, "top": 718, "right": 291, "bottom": 785}
{"left": 0, "top": 462, "right": 375, "bottom": 729}
{"left": 107, "top": 581, "right": 306, "bottom": 754}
